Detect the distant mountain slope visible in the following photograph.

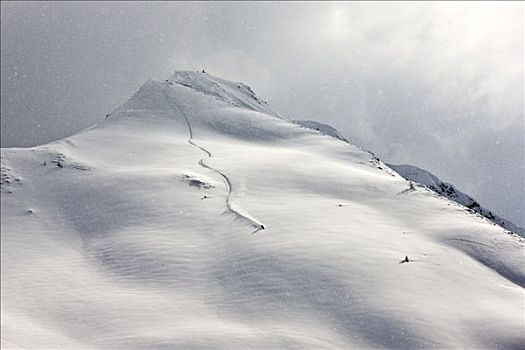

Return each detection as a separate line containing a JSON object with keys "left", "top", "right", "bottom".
{"left": 387, "top": 164, "right": 525, "bottom": 237}
{"left": 1, "top": 71, "right": 524, "bottom": 349}
{"left": 294, "top": 119, "right": 524, "bottom": 237}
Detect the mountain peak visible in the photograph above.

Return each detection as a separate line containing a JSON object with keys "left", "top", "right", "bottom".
{"left": 167, "top": 70, "right": 281, "bottom": 118}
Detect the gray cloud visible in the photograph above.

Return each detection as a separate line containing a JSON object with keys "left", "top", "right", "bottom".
{"left": 1, "top": 2, "right": 523, "bottom": 226}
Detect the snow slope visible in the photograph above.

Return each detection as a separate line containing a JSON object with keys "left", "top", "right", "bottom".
{"left": 293, "top": 120, "right": 350, "bottom": 143}
{"left": 292, "top": 120, "right": 524, "bottom": 238}
{"left": 1, "top": 70, "right": 524, "bottom": 349}
{"left": 388, "top": 164, "right": 525, "bottom": 237}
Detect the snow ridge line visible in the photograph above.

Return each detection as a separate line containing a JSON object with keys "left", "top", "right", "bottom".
{"left": 164, "top": 86, "right": 264, "bottom": 233}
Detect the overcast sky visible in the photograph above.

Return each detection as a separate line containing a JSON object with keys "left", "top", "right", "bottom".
{"left": 1, "top": 1, "right": 523, "bottom": 226}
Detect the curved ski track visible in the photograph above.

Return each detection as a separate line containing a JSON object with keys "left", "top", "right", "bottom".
{"left": 165, "top": 86, "right": 264, "bottom": 233}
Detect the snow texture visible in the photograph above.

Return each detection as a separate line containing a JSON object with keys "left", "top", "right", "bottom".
{"left": 293, "top": 120, "right": 350, "bottom": 143}
{"left": 1, "top": 71, "right": 524, "bottom": 349}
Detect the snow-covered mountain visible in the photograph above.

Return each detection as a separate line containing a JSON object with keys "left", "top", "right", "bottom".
{"left": 1, "top": 71, "right": 524, "bottom": 349}
{"left": 387, "top": 164, "right": 525, "bottom": 237}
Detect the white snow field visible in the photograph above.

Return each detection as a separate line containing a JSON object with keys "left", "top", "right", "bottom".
{"left": 1, "top": 71, "right": 524, "bottom": 349}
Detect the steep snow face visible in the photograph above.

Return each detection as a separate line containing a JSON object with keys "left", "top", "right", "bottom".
{"left": 389, "top": 164, "right": 525, "bottom": 237}
{"left": 1, "top": 71, "right": 524, "bottom": 349}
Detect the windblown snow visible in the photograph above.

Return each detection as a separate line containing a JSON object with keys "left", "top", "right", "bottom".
{"left": 1, "top": 71, "right": 524, "bottom": 349}
{"left": 293, "top": 120, "right": 350, "bottom": 143}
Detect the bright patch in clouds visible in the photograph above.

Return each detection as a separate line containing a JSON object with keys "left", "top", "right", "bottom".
{"left": 324, "top": 9, "right": 350, "bottom": 40}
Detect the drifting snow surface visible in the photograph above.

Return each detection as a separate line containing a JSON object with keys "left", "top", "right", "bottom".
{"left": 293, "top": 120, "right": 350, "bottom": 143}
{"left": 388, "top": 164, "right": 525, "bottom": 238}
{"left": 1, "top": 71, "right": 524, "bottom": 349}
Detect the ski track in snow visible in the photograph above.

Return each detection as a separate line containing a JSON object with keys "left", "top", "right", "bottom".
{"left": 167, "top": 90, "right": 264, "bottom": 234}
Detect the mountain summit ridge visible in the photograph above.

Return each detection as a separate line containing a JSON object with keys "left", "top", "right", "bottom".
{"left": 168, "top": 70, "right": 281, "bottom": 118}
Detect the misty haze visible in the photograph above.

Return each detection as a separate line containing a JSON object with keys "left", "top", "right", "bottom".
{"left": 1, "top": 2, "right": 524, "bottom": 349}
